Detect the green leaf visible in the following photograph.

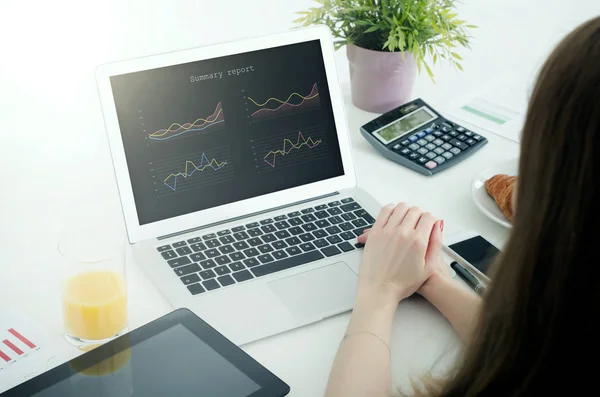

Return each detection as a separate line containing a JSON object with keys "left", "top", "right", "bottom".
{"left": 451, "top": 51, "right": 462, "bottom": 60}
{"left": 364, "top": 25, "right": 380, "bottom": 33}
{"left": 383, "top": 38, "right": 391, "bottom": 50}
{"left": 424, "top": 62, "right": 434, "bottom": 79}
{"left": 433, "top": 53, "right": 437, "bottom": 65}
{"left": 456, "top": 62, "right": 464, "bottom": 71}
{"left": 466, "top": 24, "right": 478, "bottom": 29}
{"left": 399, "top": 11, "right": 408, "bottom": 24}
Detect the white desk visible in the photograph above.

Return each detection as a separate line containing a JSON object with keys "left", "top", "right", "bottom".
{"left": 1, "top": 0, "right": 598, "bottom": 394}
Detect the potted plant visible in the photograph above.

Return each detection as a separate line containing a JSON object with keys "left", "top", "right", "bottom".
{"left": 294, "top": 0, "right": 476, "bottom": 113}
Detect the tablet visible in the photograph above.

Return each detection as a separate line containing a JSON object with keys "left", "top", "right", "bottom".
{"left": 1, "top": 308, "right": 290, "bottom": 397}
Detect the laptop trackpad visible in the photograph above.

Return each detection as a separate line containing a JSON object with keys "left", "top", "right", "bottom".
{"left": 267, "top": 262, "right": 357, "bottom": 321}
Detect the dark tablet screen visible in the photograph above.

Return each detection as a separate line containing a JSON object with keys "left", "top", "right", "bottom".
{"left": 3, "top": 309, "right": 289, "bottom": 397}
{"left": 31, "top": 324, "right": 259, "bottom": 396}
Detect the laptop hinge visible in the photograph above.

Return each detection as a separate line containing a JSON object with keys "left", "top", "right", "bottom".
{"left": 157, "top": 191, "right": 340, "bottom": 240}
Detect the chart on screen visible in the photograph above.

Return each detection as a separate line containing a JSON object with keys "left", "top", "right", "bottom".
{"left": 145, "top": 102, "right": 226, "bottom": 142}
{"left": 243, "top": 83, "right": 321, "bottom": 123}
{"left": 251, "top": 125, "right": 328, "bottom": 173}
{"left": 150, "top": 146, "right": 236, "bottom": 198}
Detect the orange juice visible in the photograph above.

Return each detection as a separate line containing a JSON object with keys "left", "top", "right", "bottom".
{"left": 62, "top": 270, "right": 127, "bottom": 341}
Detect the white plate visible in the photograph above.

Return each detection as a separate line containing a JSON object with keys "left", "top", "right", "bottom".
{"left": 471, "top": 158, "right": 519, "bottom": 228}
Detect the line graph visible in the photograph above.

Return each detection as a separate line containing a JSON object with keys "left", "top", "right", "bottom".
{"left": 244, "top": 83, "right": 320, "bottom": 122}
{"left": 251, "top": 126, "right": 329, "bottom": 173}
{"left": 148, "top": 102, "right": 225, "bottom": 141}
{"left": 150, "top": 147, "right": 235, "bottom": 197}
{"left": 263, "top": 131, "right": 321, "bottom": 167}
{"left": 163, "top": 154, "right": 227, "bottom": 191}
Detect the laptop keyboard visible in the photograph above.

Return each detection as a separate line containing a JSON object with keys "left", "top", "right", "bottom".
{"left": 156, "top": 197, "right": 375, "bottom": 296}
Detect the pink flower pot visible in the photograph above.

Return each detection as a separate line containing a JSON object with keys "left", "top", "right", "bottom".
{"left": 346, "top": 43, "right": 417, "bottom": 114}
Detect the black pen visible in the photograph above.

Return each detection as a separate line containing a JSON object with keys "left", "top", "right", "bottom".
{"left": 450, "top": 261, "right": 486, "bottom": 295}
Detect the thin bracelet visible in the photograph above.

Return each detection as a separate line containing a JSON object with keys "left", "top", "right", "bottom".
{"left": 341, "top": 331, "right": 391, "bottom": 354}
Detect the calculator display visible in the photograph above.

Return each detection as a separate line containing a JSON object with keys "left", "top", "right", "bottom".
{"left": 374, "top": 107, "right": 437, "bottom": 144}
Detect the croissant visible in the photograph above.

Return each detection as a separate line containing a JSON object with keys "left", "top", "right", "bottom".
{"left": 484, "top": 174, "right": 516, "bottom": 222}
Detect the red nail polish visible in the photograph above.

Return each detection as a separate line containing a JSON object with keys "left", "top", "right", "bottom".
{"left": 440, "top": 220, "right": 444, "bottom": 231}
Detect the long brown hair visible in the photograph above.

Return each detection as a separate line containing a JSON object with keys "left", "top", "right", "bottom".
{"left": 422, "top": 16, "right": 600, "bottom": 396}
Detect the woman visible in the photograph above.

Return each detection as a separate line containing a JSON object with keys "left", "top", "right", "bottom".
{"left": 324, "top": 16, "right": 600, "bottom": 397}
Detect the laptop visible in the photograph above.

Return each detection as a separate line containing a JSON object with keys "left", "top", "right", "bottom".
{"left": 95, "top": 25, "right": 383, "bottom": 346}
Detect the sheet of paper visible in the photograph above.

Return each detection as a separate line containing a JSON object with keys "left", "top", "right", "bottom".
{"left": 442, "top": 74, "right": 534, "bottom": 143}
{"left": 0, "top": 308, "right": 75, "bottom": 393}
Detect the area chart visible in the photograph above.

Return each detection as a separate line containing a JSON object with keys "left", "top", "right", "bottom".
{"left": 246, "top": 83, "right": 320, "bottom": 122}
{"left": 148, "top": 102, "right": 225, "bottom": 141}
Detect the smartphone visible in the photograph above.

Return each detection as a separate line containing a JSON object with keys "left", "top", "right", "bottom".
{"left": 444, "top": 231, "right": 500, "bottom": 280}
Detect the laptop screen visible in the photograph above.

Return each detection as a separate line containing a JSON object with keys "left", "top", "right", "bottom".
{"left": 109, "top": 39, "right": 345, "bottom": 225}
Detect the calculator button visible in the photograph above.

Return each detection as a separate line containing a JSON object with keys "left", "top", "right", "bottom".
{"left": 408, "top": 135, "right": 419, "bottom": 142}
{"left": 441, "top": 143, "right": 452, "bottom": 150}
{"left": 473, "top": 134, "right": 483, "bottom": 141}
{"left": 442, "top": 152, "right": 453, "bottom": 160}
{"left": 443, "top": 121, "right": 455, "bottom": 128}
{"left": 449, "top": 131, "right": 459, "bottom": 137}
{"left": 450, "top": 139, "right": 469, "bottom": 150}
{"left": 425, "top": 152, "right": 437, "bottom": 159}
{"left": 466, "top": 138, "right": 477, "bottom": 145}
{"left": 434, "top": 156, "right": 446, "bottom": 164}
{"left": 392, "top": 143, "right": 402, "bottom": 151}
{"left": 417, "top": 148, "right": 429, "bottom": 155}
{"left": 416, "top": 131, "right": 427, "bottom": 138}
{"left": 408, "top": 152, "right": 419, "bottom": 160}
{"left": 441, "top": 126, "right": 451, "bottom": 132}
{"left": 401, "top": 140, "right": 410, "bottom": 146}
{"left": 408, "top": 143, "right": 420, "bottom": 150}
{"left": 425, "top": 143, "right": 436, "bottom": 150}
{"left": 417, "top": 139, "right": 428, "bottom": 146}
{"left": 450, "top": 147, "right": 462, "bottom": 155}
{"left": 457, "top": 134, "right": 467, "bottom": 141}
{"left": 464, "top": 130, "right": 473, "bottom": 136}
{"left": 425, "top": 161, "right": 437, "bottom": 169}
{"left": 424, "top": 135, "right": 435, "bottom": 142}
{"left": 433, "top": 139, "right": 444, "bottom": 146}
{"left": 418, "top": 157, "right": 428, "bottom": 164}
{"left": 433, "top": 147, "right": 445, "bottom": 155}
{"left": 441, "top": 134, "right": 452, "bottom": 141}
{"left": 400, "top": 148, "right": 411, "bottom": 156}
{"left": 433, "top": 130, "right": 443, "bottom": 137}
{"left": 456, "top": 126, "right": 465, "bottom": 132}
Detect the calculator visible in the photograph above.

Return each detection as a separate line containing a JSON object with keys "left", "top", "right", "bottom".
{"left": 359, "top": 98, "right": 488, "bottom": 176}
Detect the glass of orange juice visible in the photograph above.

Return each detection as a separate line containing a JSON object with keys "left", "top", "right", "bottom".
{"left": 58, "top": 228, "right": 128, "bottom": 349}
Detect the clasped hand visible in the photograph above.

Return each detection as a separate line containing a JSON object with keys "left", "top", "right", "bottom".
{"left": 355, "top": 202, "right": 445, "bottom": 305}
